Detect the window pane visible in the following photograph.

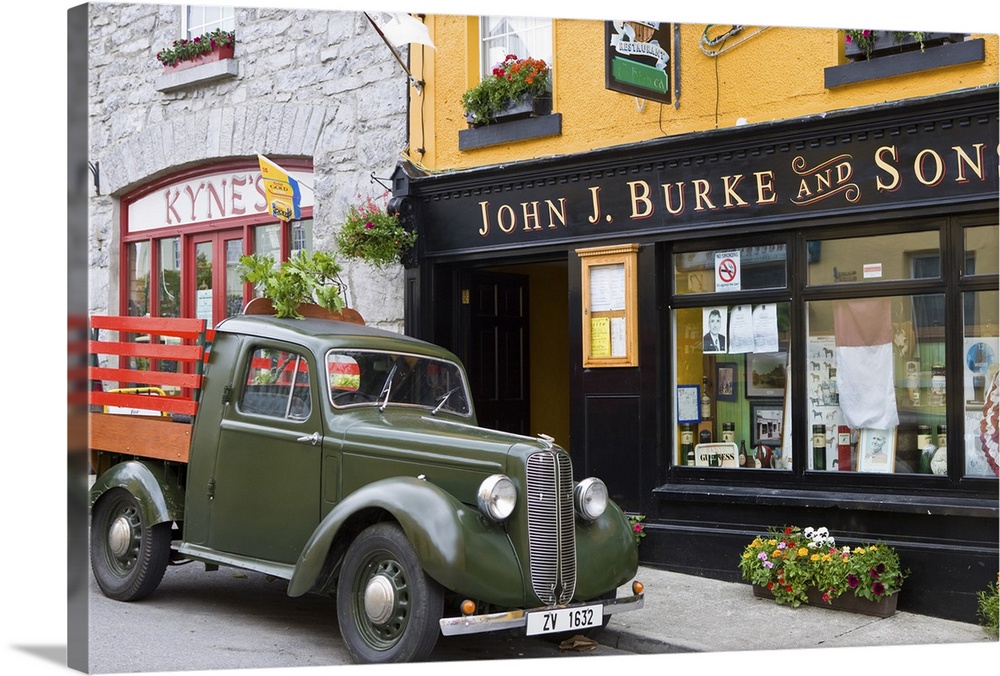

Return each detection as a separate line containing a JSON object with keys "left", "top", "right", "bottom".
{"left": 291, "top": 219, "right": 313, "bottom": 257}
{"left": 672, "top": 302, "right": 791, "bottom": 469}
{"left": 674, "top": 245, "right": 787, "bottom": 295}
{"left": 327, "top": 350, "right": 471, "bottom": 415}
{"left": 963, "top": 289, "right": 999, "bottom": 479}
{"left": 806, "top": 231, "right": 939, "bottom": 285}
{"left": 480, "top": 16, "right": 552, "bottom": 78}
{"left": 126, "top": 242, "right": 150, "bottom": 317}
{"left": 225, "top": 237, "right": 244, "bottom": 319}
{"left": 254, "top": 223, "right": 281, "bottom": 260}
{"left": 241, "top": 347, "right": 311, "bottom": 420}
{"left": 806, "top": 295, "right": 945, "bottom": 475}
{"left": 185, "top": 5, "right": 235, "bottom": 38}
{"left": 965, "top": 225, "right": 999, "bottom": 277}
{"left": 157, "top": 238, "right": 181, "bottom": 318}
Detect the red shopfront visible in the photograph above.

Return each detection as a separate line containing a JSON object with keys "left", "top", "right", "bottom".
{"left": 119, "top": 158, "right": 314, "bottom": 325}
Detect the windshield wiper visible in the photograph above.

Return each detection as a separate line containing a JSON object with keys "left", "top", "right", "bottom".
{"left": 431, "top": 386, "right": 461, "bottom": 415}
{"left": 378, "top": 363, "right": 398, "bottom": 412}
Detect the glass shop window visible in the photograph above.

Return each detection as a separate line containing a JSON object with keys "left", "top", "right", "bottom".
{"left": 804, "top": 225, "right": 998, "bottom": 481}
{"left": 671, "top": 245, "right": 791, "bottom": 470}
{"left": 805, "top": 294, "right": 945, "bottom": 475}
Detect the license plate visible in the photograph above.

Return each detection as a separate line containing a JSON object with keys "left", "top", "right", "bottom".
{"left": 525, "top": 604, "right": 602, "bottom": 635}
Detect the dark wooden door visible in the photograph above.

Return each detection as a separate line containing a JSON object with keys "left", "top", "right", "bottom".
{"left": 466, "top": 272, "right": 529, "bottom": 435}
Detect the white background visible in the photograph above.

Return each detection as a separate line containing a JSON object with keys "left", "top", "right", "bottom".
{"left": 6, "top": 2, "right": 997, "bottom": 676}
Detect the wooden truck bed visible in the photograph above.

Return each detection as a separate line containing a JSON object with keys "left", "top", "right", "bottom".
{"left": 88, "top": 315, "right": 211, "bottom": 467}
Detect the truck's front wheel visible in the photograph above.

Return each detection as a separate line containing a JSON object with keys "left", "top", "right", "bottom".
{"left": 336, "top": 522, "right": 443, "bottom": 663}
{"left": 90, "top": 488, "right": 171, "bottom": 601}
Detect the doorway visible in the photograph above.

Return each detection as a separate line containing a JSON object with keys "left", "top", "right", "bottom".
{"left": 458, "top": 261, "right": 571, "bottom": 450}
{"left": 188, "top": 230, "right": 246, "bottom": 327}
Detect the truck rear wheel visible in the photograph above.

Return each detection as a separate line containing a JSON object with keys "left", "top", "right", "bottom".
{"left": 90, "top": 487, "right": 171, "bottom": 601}
{"left": 336, "top": 522, "right": 443, "bottom": 663}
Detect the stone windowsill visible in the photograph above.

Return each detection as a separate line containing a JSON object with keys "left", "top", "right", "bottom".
{"left": 156, "top": 58, "right": 239, "bottom": 93}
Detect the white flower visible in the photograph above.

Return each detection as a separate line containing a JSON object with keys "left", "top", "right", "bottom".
{"left": 803, "top": 526, "right": 815, "bottom": 538}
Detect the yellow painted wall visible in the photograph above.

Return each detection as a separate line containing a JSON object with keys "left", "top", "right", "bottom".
{"left": 408, "top": 18, "right": 998, "bottom": 172}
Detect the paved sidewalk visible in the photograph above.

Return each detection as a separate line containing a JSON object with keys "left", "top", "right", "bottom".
{"left": 598, "top": 565, "right": 995, "bottom": 656}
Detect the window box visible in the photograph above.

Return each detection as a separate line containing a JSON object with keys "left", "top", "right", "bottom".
{"left": 825, "top": 38, "right": 984, "bottom": 89}
{"left": 162, "top": 43, "right": 235, "bottom": 72}
{"left": 844, "top": 32, "right": 965, "bottom": 62}
{"left": 464, "top": 94, "right": 552, "bottom": 127}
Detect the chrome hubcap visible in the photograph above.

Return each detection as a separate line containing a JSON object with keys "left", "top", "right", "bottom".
{"left": 363, "top": 574, "right": 395, "bottom": 624}
{"left": 108, "top": 516, "right": 132, "bottom": 558}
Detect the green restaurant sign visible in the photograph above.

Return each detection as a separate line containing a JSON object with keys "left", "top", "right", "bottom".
{"left": 605, "top": 21, "right": 672, "bottom": 103}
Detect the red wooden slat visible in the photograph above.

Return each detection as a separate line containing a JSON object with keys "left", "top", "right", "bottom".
{"left": 89, "top": 340, "right": 204, "bottom": 361}
{"left": 90, "top": 391, "right": 199, "bottom": 416}
{"left": 90, "top": 315, "right": 206, "bottom": 339}
{"left": 89, "top": 366, "right": 202, "bottom": 390}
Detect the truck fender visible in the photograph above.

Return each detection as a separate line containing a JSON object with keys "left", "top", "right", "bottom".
{"left": 88, "top": 460, "right": 184, "bottom": 526}
{"left": 288, "top": 476, "right": 525, "bottom": 606}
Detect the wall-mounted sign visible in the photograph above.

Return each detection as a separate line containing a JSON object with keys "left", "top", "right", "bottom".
{"left": 605, "top": 21, "right": 672, "bottom": 104}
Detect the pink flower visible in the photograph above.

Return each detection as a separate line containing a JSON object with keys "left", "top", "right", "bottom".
{"left": 633, "top": 523, "right": 643, "bottom": 533}
{"left": 364, "top": 221, "right": 374, "bottom": 230}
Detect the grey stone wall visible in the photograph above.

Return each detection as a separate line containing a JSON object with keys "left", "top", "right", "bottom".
{"left": 87, "top": 2, "right": 409, "bottom": 332}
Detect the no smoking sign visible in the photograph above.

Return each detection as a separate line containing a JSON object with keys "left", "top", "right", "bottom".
{"left": 714, "top": 251, "right": 742, "bottom": 291}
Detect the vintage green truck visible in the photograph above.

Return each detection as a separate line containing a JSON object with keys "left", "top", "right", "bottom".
{"left": 87, "top": 307, "right": 643, "bottom": 664}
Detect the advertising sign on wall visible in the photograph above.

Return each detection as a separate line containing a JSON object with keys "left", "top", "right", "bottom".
{"left": 605, "top": 21, "right": 672, "bottom": 104}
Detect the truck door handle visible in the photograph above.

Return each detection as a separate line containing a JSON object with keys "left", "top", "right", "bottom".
{"left": 296, "top": 432, "right": 320, "bottom": 446}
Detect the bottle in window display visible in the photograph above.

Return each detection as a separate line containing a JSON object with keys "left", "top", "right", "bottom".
{"left": 681, "top": 423, "right": 695, "bottom": 465}
{"left": 738, "top": 438, "right": 748, "bottom": 467}
{"left": 929, "top": 365, "right": 946, "bottom": 407}
{"left": 701, "top": 376, "right": 712, "bottom": 420}
{"left": 917, "top": 424, "right": 934, "bottom": 474}
{"left": 812, "top": 424, "right": 826, "bottom": 470}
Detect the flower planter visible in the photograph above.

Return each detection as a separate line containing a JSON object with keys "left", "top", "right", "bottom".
{"left": 465, "top": 94, "right": 553, "bottom": 127}
{"left": 163, "top": 44, "right": 235, "bottom": 72}
{"left": 752, "top": 584, "right": 899, "bottom": 618}
{"left": 242, "top": 297, "right": 365, "bottom": 325}
{"left": 845, "top": 32, "right": 965, "bottom": 61}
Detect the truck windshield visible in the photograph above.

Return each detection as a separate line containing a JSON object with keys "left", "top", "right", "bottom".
{"left": 327, "top": 350, "right": 472, "bottom": 416}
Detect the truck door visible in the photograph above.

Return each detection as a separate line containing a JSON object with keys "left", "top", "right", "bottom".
{"left": 206, "top": 342, "right": 324, "bottom": 564}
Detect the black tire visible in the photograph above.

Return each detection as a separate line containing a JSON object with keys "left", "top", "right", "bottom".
{"left": 90, "top": 487, "right": 171, "bottom": 601}
{"left": 336, "top": 522, "right": 443, "bottom": 664}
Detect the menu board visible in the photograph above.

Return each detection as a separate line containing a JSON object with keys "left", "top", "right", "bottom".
{"left": 578, "top": 245, "right": 639, "bottom": 367}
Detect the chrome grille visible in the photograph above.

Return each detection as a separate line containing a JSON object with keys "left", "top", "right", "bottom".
{"left": 525, "top": 451, "right": 577, "bottom": 605}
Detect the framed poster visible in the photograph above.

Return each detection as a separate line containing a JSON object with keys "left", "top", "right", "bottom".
{"left": 604, "top": 21, "right": 672, "bottom": 104}
{"left": 747, "top": 351, "right": 787, "bottom": 398}
{"left": 578, "top": 244, "right": 639, "bottom": 367}
{"left": 677, "top": 385, "right": 701, "bottom": 424}
{"left": 750, "top": 399, "right": 783, "bottom": 448}
{"left": 857, "top": 428, "right": 896, "bottom": 473}
{"left": 715, "top": 362, "right": 738, "bottom": 401}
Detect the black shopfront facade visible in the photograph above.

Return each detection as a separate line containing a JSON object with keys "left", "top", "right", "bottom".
{"left": 392, "top": 85, "right": 999, "bottom": 621}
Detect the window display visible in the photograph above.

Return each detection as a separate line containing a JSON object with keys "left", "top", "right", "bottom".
{"left": 669, "top": 223, "right": 998, "bottom": 481}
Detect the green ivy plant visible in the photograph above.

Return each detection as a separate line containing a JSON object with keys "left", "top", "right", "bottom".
{"left": 237, "top": 250, "right": 346, "bottom": 319}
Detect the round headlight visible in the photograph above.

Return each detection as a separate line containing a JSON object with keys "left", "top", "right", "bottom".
{"left": 574, "top": 477, "right": 608, "bottom": 521}
{"left": 477, "top": 474, "right": 517, "bottom": 522}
